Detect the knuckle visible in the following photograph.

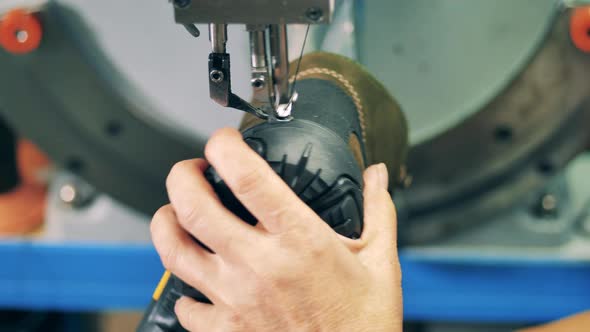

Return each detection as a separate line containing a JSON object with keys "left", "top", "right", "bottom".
{"left": 177, "top": 204, "right": 207, "bottom": 233}
{"left": 205, "top": 128, "right": 235, "bottom": 159}
{"left": 152, "top": 204, "right": 172, "bottom": 222}
{"left": 149, "top": 206, "right": 168, "bottom": 236}
{"left": 250, "top": 272, "right": 272, "bottom": 293}
{"left": 150, "top": 206, "right": 179, "bottom": 269}
{"left": 373, "top": 191, "right": 397, "bottom": 221}
{"left": 177, "top": 303, "right": 194, "bottom": 331}
{"left": 212, "top": 230, "right": 236, "bottom": 256}
{"left": 274, "top": 226, "right": 306, "bottom": 252}
{"left": 380, "top": 191, "right": 397, "bottom": 214}
{"left": 252, "top": 250, "right": 297, "bottom": 290}
{"left": 263, "top": 269, "right": 288, "bottom": 290}
{"left": 307, "top": 235, "right": 330, "bottom": 258}
{"left": 222, "top": 312, "right": 246, "bottom": 332}
{"left": 167, "top": 160, "right": 192, "bottom": 188}
{"left": 386, "top": 199, "right": 398, "bottom": 219}
{"left": 263, "top": 263, "right": 298, "bottom": 292}
{"left": 389, "top": 196, "right": 398, "bottom": 211}
{"left": 269, "top": 204, "right": 296, "bottom": 224}
{"left": 276, "top": 217, "right": 321, "bottom": 247}
{"left": 160, "top": 238, "right": 181, "bottom": 271}
{"left": 203, "top": 137, "right": 217, "bottom": 161}
{"left": 268, "top": 202, "right": 311, "bottom": 233}
{"left": 227, "top": 311, "right": 244, "bottom": 327}
{"left": 234, "top": 168, "right": 265, "bottom": 196}
{"left": 220, "top": 231, "right": 244, "bottom": 254}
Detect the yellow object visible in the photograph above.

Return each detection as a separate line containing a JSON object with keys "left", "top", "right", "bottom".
{"left": 152, "top": 271, "right": 171, "bottom": 301}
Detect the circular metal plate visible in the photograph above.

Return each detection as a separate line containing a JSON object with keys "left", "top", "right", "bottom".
{"left": 356, "top": 0, "right": 557, "bottom": 144}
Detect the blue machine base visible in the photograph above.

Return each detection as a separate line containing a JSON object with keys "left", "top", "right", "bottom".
{"left": 1, "top": 240, "right": 589, "bottom": 323}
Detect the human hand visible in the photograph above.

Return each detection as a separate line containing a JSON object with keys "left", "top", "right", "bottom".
{"left": 518, "top": 311, "right": 590, "bottom": 332}
{"left": 150, "top": 128, "right": 403, "bottom": 332}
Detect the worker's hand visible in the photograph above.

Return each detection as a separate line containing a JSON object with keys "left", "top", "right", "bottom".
{"left": 151, "top": 128, "right": 403, "bottom": 332}
{"left": 518, "top": 311, "right": 590, "bottom": 332}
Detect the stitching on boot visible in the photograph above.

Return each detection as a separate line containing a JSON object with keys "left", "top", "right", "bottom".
{"left": 289, "top": 68, "right": 367, "bottom": 145}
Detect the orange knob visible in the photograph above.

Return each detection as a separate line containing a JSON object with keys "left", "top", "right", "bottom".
{"left": 0, "top": 8, "right": 42, "bottom": 54}
{"left": 570, "top": 7, "right": 590, "bottom": 53}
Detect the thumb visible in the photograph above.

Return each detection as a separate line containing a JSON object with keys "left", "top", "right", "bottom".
{"left": 358, "top": 163, "right": 399, "bottom": 267}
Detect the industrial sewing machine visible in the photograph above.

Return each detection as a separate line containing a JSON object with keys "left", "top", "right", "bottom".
{"left": 1, "top": 0, "right": 590, "bottom": 331}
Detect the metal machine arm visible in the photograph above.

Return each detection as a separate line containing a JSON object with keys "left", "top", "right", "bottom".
{"left": 170, "top": 0, "right": 333, "bottom": 120}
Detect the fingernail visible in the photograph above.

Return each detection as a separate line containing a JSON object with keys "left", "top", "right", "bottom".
{"left": 365, "top": 164, "right": 380, "bottom": 188}
{"left": 365, "top": 164, "right": 388, "bottom": 189}
{"left": 377, "top": 163, "right": 389, "bottom": 190}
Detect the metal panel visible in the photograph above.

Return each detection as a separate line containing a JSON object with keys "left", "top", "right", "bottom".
{"left": 174, "top": 0, "right": 333, "bottom": 24}
{"left": 355, "top": 0, "right": 556, "bottom": 144}
{"left": 0, "top": 3, "right": 200, "bottom": 215}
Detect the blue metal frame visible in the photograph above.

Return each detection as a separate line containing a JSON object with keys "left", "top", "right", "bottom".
{"left": 1, "top": 240, "right": 589, "bottom": 323}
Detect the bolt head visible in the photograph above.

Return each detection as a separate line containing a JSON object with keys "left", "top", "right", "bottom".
{"left": 541, "top": 194, "right": 557, "bottom": 212}
{"left": 209, "top": 70, "right": 224, "bottom": 83}
{"left": 532, "top": 193, "right": 559, "bottom": 219}
{"left": 306, "top": 7, "right": 324, "bottom": 22}
{"left": 173, "top": 0, "right": 191, "bottom": 9}
{"left": 251, "top": 77, "right": 266, "bottom": 90}
{"left": 59, "top": 181, "right": 96, "bottom": 208}
{"left": 59, "top": 184, "right": 77, "bottom": 204}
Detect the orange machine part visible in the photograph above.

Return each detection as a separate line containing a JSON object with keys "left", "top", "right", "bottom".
{"left": 0, "top": 141, "right": 49, "bottom": 236}
{"left": 17, "top": 140, "right": 50, "bottom": 185}
{"left": 570, "top": 7, "right": 590, "bottom": 53}
{"left": 0, "top": 8, "right": 42, "bottom": 54}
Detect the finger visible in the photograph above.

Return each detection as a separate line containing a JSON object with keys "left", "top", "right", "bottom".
{"left": 176, "top": 296, "right": 223, "bottom": 332}
{"left": 166, "top": 158, "right": 263, "bottom": 258}
{"left": 357, "top": 164, "right": 399, "bottom": 265}
{"left": 337, "top": 233, "right": 365, "bottom": 254}
{"left": 205, "top": 128, "right": 318, "bottom": 234}
{"left": 151, "top": 204, "right": 225, "bottom": 303}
